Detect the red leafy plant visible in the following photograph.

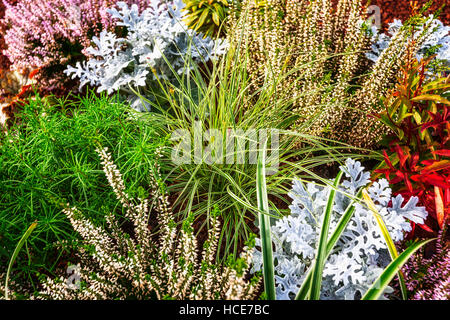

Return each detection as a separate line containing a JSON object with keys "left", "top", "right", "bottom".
{"left": 374, "top": 57, "right": 450, "bottom": 237}
{"left": 0, "top": 68, "right": 38, "bottom": 130}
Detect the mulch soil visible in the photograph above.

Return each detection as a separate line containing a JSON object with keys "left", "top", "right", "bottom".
{"left": 368, "top": 0, "right": 450, "bottom": 30}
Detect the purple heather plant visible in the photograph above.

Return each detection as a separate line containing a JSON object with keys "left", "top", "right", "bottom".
{"left": 1, "top": 0, "right": 152, "bottom": 92}
{"left": 402, "top": 230, "right": 450, "bottom": 300}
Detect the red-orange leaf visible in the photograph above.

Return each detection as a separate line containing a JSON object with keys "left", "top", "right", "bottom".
{"left": 411, "top": 94, "right": 450, "bottom": 105}
{"left": 434, "top": 186, "right": 445, "bottom": 229}
{"left": 29, "top": 68, "right": 40, "bottom": 79}
{"left": 418, "top": 223, "right": 434, "bottom": 233}
{"left": 421, "top": 160, "right": 450, "bottom": 174}
{"left": 411, "top": 174, "right": 450, "bottom": 189}
{"left": 432, "top": 150, "right": 450, "bottom": 157}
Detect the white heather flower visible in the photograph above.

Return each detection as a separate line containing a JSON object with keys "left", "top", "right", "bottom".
{"left": 39, "top": 147, "right": 259, "bottom": 300}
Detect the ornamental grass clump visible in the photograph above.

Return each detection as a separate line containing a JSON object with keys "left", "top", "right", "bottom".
{"left": 38, "top": 147, "right": 260, "bottom": 300}
{"left": 228, "top": 0, "right": 437, "bottom": 148}
{"left": 137, "top": 31, "right": 371, "bottom": 260}
{"left": 252, "top": 158, "right": 428, "bottom": 300}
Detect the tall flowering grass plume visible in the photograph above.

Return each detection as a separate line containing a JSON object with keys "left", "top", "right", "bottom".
{"left": 38, "top": 146, "right": 260, "bottom": 300}
{"left": 1, "top": 0, "right": 152, "bottom": 93}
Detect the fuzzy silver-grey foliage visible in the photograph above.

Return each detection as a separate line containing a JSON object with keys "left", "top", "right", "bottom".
{"left": 251, "top": 158, "right": 428, "bottom": 300}
{"left": 65, "top": 0, "right": 227, "bottom": 111}
{"left": 367, "top": 17, "right": 450, "bottom": 67}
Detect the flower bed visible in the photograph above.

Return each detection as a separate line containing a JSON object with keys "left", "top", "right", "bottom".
{"left": 0, "top": 0, "right": 448, "bottom": 302}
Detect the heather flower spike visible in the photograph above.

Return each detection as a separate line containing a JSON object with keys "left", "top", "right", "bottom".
{"left": 38, "top": 146, "right": 260, "bottom": 300}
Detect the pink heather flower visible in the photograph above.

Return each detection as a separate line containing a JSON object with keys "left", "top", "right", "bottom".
{"left": 402, "top": 230, "right": 450, "bottom": 300}
{"left": 1, "top": 0, "right": 152, "bottom": 92}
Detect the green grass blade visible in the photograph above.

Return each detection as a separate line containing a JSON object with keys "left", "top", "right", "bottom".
{"left": 309, "top": 171, "right": 343, "bottom": 300}
{"left": 296, "top": 188, "right": 361, "bottom": 300}
{"left": 4, "top": 221, "right": 38, "bottom": 300}
{"left": 362, "top": 189, "right": 408, "bottom": 300}
{"left": 361, "top": 238, "right": 435, "bottom": 300}
{"left": 256, "top": 144, "right": 276, "bottom": 300}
